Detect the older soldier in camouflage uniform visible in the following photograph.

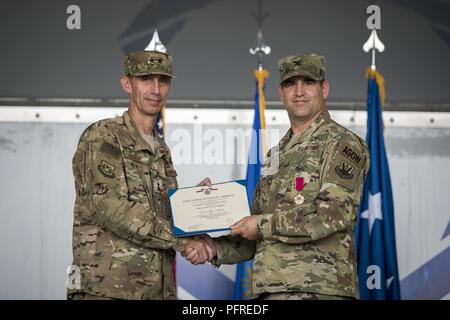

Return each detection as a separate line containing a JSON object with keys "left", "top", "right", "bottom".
{"left": 68, "top": 50, "right": 212, "bottom": 300}
{"left": 195, "top": 53, "right": 370, "bottom": 300}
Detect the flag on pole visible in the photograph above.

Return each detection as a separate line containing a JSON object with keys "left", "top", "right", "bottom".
{"left": 355, "top": 68, "right": 401, "bottom": 300}
{"left": 155, "top": 106, "right": 166, "bottom": 139}
{"left": 233, "top": 69, "right": 269, "bottom": 300}
{"left": 147, "top": 29, "right": 166, "bottom": 140}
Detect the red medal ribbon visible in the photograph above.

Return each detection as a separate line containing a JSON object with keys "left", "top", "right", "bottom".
{"left": 295, "top": 177, "right": 304, "bottom": 191}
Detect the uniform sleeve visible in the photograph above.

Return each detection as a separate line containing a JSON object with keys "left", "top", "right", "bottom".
{"left": 257, "top": 136, "right": 370, "bottom": 244}
{"left": 211, "top": 182, "right": 262, "bottom": 265}
{"left": 212, "top": 236, "right": 256, "bottom": 266}
{"left": 77, "top": 136, "right": 186, "bottom": 251}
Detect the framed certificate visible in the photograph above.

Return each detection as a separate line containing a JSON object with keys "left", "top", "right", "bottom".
{"left": 168, "top": 180, "right": 251, "bottom": 237}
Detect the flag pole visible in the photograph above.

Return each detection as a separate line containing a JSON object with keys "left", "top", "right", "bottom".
{"left": 249, "top": 0, "right": 270, "bottom": 157}
{"left": 145, "top": 29, "right": 167, "bottom": 138}
{"left": 356, "top": 13, "right": 401, "bottom": 299}
{"left": 234, "top": 0, "right": 271, "bottom": 300}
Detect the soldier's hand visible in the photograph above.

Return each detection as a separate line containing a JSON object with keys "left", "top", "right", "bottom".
{"left": 196, "top": 177, "right": 212, "bottom": 187}
{"left": 183, "top": 239, "right": 209, "bottom": 265}
{"left": 182, "top": 247, "right": 197, "bottom": 261}
{"left": 194, "top": 234, "right": 217, "bottom": 261}
{"left": 230, "top": 216, "right": 259, "bottom": 240}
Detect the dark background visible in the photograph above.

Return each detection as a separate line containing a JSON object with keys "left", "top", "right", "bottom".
{"left": 0, "top": 0, "right": 449, "bottom": 106}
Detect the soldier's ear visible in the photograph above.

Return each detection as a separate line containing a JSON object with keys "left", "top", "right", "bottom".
{"left": 322, "top": 80, "right": 330, "bottom": 99}
{"left": 120, "top": 76, "right": 132, "bottom": 95}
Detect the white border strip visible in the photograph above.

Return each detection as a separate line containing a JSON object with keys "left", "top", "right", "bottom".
{"left": 1, "top": 107, "right": 450, "bottom": 128}
{"left": 176, "top": 286, "right": 197, "bottom": 300}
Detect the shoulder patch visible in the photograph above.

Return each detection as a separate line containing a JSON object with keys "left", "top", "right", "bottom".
{"left": 335, "top": 161, "right": 355, "bottom": 180}
{"left": 98, "top": 160, "right": 116, "bottom": 178}
{"left": 337, "top": 139, "right": 366, "bottom": 169}
{"left": 99, "top": 142, "right": 121, "bottom": 160}
{"left": 323, "top": 136, "right": 367, "bottom": 191}
{"left": 327, "top": 154, "right": 360, "bottom": 191}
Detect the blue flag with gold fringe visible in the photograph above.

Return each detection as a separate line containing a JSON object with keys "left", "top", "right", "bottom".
{"left": 233, "top": 69, "right": 268, "bottom": 300}
{"left": 355, "top": 68, "right": 401, "bottom": 300}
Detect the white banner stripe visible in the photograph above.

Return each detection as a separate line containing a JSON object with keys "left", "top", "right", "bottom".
{"left": 177, "top": 286, "right": 198, "bottom": 300}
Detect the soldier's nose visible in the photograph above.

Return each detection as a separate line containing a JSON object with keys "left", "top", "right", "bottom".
{"left": 151, "top": 78, "right": 160, "bottom": 95}
{"left": 295, "top": 82, "right": 304, "bottom": 95}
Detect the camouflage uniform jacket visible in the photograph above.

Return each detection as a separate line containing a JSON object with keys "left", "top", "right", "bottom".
{"left": 68, "top": 111, "right": 185, "bottom": 300}
{"left": 214, "top": 111, "right": 370, "bottom": 298}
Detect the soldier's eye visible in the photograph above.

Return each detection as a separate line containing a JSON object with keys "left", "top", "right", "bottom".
{"left": 159, "top": 77, "right": 170, "bottom": 85}
{"left": 283, "top": 80, "right": 295, "bottom": 87}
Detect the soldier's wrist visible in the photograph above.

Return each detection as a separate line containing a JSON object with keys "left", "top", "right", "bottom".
{"left": 258, "top": 214, "right": 274, "bottom": 239}
{"left": 209, "top": 237, "right": 225, "bottom": 267}
{"left": 173, "top": 238, "right": 188, "bottom": 252}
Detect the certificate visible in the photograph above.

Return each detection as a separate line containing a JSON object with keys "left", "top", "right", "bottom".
{"left": 168, "top": 180, "right": 251, "bottom": 237}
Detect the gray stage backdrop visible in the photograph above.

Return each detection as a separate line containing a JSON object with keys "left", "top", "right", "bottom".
{"left": 0, "top": 0, "right": 449, "bottom": 104}
{"left": 0, "top": 115, "right": 449, "bottom": 299}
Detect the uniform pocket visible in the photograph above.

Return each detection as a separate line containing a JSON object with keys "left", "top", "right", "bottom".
{"left": 121, "top": 154, "right": 148, "bottom": 202}
{"left": 78, "top": 226, "right": 98, "bottom": 260}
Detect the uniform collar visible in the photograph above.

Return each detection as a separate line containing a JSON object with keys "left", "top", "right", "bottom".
{"left": 281, "top": 110, "right": 331, "bottom": 151}
{"left": 122, "top": 111, "right": 165, "bottom": 156}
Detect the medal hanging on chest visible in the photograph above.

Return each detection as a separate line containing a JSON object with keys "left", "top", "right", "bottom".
{"left": 294, "top": 176, "right": 305, "bottom": 205}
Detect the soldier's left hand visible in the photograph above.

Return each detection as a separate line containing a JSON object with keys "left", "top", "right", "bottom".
{"left": 230, "top": 216, "right": 259, "bottom": 240}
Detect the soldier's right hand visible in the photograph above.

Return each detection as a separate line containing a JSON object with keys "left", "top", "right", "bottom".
{"left": 194, "top": 234, "right": 216, "bottom": 260}
{"left": 182, "top": 238, "right": 209, "bottom": 265}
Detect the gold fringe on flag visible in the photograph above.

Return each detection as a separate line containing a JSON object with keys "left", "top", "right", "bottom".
{"left": 366, "top": 67, "right": 385, "bottom": 107}
{"left": 254, "top": 69, "right": 269, "bottom": 156}
{"left": 366, "top": 67, "right": 386, "bottom": 131}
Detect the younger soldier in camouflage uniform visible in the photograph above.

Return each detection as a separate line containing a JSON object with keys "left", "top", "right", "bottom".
{"left": 195, "top": 53, "right": 370, "bottom": 300}
{"left": 68, "top": 50, "right": 211, "bottom": 300}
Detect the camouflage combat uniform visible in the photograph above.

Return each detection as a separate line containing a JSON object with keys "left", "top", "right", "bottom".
{"left": 68, "top": 111, "right": 185, "bottom": 300}
{"left": 214, "top": 110, "right": 369, "bottom": 299}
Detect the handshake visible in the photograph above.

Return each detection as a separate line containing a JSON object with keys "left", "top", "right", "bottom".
{"left": 182, "top": 234, "right": 217, "bottom": 265}
{"left": 179, "top": 177, "right": 260, "bottom": 265}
